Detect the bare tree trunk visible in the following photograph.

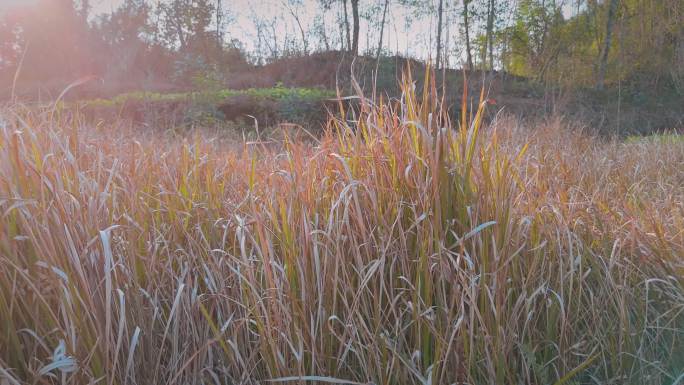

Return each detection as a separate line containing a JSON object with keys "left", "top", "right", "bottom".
{"left": 338, "top": 9, "right": 344, "bottom": 50}
{"left": 351, "top": 0, "right": 360, "bottom": 56}
{"left": 463, "top": 0, "right": 473, "bottom": 70}
{"left": 216, "top": 0, "right": 223, "bottom": 51}
{"left": 343, "top": 0, "right": 351, "bottom": 51}
{"left": 435, "top": 0, "right": 444, "bottom": 69}
{"left": 597, "top": 0, "right": 619, "bottom": 89}
{"left": 444, "top": 8, "right": 450, "bottom": 69}
{"left": 376, "top": 0, "right": 389, "bottom": 61}
{"left": 269, "top": 20, "right": 279, "bottom": 59}
{"left": 320, "top": 14, "right": 331, "bottom": 51}
{"left": 485, "top": 0, "right": 495, "bottom": 70}
{"left": 175, "top": 21, "right": 187, "bottom": 52}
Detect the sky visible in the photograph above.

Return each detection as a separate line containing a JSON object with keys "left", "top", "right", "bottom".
{"left": 0, "top": 0, "right": 39, "bottom": 10}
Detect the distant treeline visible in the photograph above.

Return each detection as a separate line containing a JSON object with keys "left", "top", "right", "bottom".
{"left": 0, "top": 0, "right": 682, "bottom": 98}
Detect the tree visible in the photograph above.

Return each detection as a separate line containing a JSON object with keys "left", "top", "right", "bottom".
{"left": 483, "top": 0, "right": 496, "bottom": 70}
{"left": 158, "top": 0, "right": 214, "bottom": 53}
{"left": 96, "top": 0, "right": 152, "bottom": 46}
{"left": 318, "top": 0, "right": 354, "bottom": 51}
{"left": 93, "top": 0, "right": 158, "bottom": 84}
{"left": 283, "top": 0, "right": 310, "bottom": 55}
{"left": 462, "top": 0, "right": 473, "bottom": 70}
{"left": 313, "top": 12, "right": 331, "bottom": 51}
{"left": 376, "top": 0, "right": 390, "bottom": 61}
{"left": 250, "top": 9, "right": 284, "bottom": 61}
{"left": 502, "top": 0, "right": 564, "bottom": 80}
{"left": 435, "top": 0, "right": 444, "bottom": 68}
{"left": 215, "top": 0, "right": 224, "bottom": 51}
{"left": 351, "top": 0, "right": 361, "bottom": 55}
{"left": 344, "top": 0, "right": 352, "bottom": 50}
{"left": 596, "top": 0, "right": 619, "bottom": 89}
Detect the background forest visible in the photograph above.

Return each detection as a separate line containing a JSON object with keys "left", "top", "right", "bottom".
{"left": 0, "top": 0, "right": 682, "bottom": 132}
{"left": 1, "top": 0, "right": 682, "bottom": 87}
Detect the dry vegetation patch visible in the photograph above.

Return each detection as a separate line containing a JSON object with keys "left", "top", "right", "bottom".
{"left": 0, "top": 78, "right": 682, "bottom": 384}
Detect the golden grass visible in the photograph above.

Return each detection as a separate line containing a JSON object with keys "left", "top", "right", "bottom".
{"left": 0, "top": 73, "right": 682, "bottom": 384}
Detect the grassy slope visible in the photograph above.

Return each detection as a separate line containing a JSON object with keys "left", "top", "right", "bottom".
{"left": 83, "top": 86, "right": 336, "bottom": 107}
{"left": 0, "top": 75, "right": 682, "bottom": 384}
{"left": 79, "top": 85, "right": 337, "bottom": 129}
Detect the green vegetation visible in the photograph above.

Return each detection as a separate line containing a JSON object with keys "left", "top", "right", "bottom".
{"left": 80, "top": 85, "right": 337, "bottom": 128}
{"left": 0, "top": 74, "right": 682, "bottom": 384}
{"left": 84, "top": 85, "right": 336, "bottom": 107}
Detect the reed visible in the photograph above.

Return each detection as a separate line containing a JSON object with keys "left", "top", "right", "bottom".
{"left": 0, "top": 73, "right": 682, "bottom": 384}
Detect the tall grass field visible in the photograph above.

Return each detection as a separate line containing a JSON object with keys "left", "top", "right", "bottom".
{"left": 1, "top": 75, "right": 682, "bottom": 385}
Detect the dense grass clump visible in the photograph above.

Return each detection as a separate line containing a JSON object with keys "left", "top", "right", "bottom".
{"left": 0, "top": 73, "right": 682, "bottom": 385}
